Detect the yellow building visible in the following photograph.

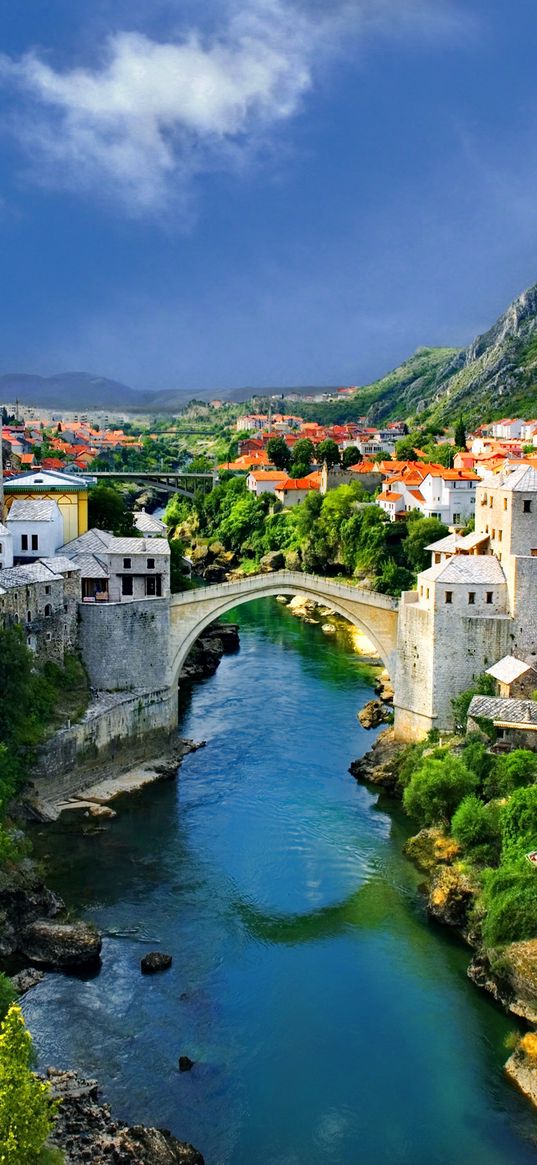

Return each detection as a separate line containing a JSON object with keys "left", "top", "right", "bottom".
{"left": 4, "top": 469, "right": 89, "bottom": 544}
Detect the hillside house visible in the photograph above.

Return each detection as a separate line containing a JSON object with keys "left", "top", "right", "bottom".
{"left": 61, "top": 529, "right": 170, "bottom": 602}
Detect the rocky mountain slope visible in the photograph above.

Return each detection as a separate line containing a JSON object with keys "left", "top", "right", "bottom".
{"left": 362, "top": 282, "right": 537, "bottom": 425}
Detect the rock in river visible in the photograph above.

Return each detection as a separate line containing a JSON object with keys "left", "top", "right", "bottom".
{"left": 179, "top": 1055, "right": 195, "bottom": 1072}
{"left": 20, "top": 920, "right": 102, "bottom": 969}
{"left": 141, "top": 951, "right": 173, "bottom": 974}
{"left": 357, "top": 699, "right": 391, "bottom": 729}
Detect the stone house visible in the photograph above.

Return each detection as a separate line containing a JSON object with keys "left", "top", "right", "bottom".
{"left": 7, "top": 499, "right": 64, "bottom": 563}
{"left": 0, "top": 558, "right": 81, "bottom": 661}
{"left": 61, "top": 529, "right": 170, "bottom": 602}
{"left": 486, "top": 656, "right": 537, "bottom": 700}
{"left": 467, "top": 694, "right": 537, "bottom": 750}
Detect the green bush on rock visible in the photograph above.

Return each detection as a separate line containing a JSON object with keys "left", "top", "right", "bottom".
{"left": 403, "top": 754, "right": 479, "bottom": 827}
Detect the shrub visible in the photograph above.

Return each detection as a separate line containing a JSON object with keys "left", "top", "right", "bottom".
{"left": 0, "top": 978, "right": 15, "bottom": 1024}
{"left": 484, "top": 750, "right": 537, "bottom": 800}
{"left": 461, "top": 739, "right": 496, "bottom": 788}
{"left": 451, "top": 674, "right": 496, "bottom": 733}
{"left": 451, "top": 795, "right": 501, "bottom": 865}
{"left": 403, "top": 754, "right": 479, "bottom": 826}
{"left": 481, "top": 858, "right": 537, "bottom": 947}
{"left": 0, "top": 1005, "right": 59, "bottom": 1164}
{"left": 500, "top": 785, "right": 537, "bottom": 860}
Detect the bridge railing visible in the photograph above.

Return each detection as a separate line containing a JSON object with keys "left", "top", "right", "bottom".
{"left": 170, "top": 569, "right": 398, "bottom": 611}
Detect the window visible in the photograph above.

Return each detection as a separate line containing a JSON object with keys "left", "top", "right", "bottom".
{"left": 492, "top": 529, "right": 495, "bottom": 539}
{"left": 453, "top": 513, "right": 461, "bottom": 524}
{"left": 0, "top": 544, "right": 2, "bottom": 555}
{"left": 420, "top": 586, "right": 423, "bottom": 596}
{"left": 426, "top": 588, "right": 430, "bottom": 600}
{"left": 21, "top": 534, "right": 28, "bottom": 551}
{"left": 486, "top": 592, "right": 493, "bottom": 604}
{"left": 123, "top": 557, "right": 131, "bottom": 569}
{"left": 31, "top": 534, "right": 38, "bottom": 551}
{"left": 468, "top": 592, "right": 476, "bottom": 604}
{"left": 498, "top": 529, "right": 503, "bottom": 542}
{"left": 46, "top": 632, "right": 52, "bottom": 642}
{"left": 122, "top": 576, "right": 133, "bottom": 596}
{"left": 147, "top": 558, "right": 155, "bottom": 570}
{"left": 504, "top": 498, "right": 508, "bottom": 511}
{"left": 445, "top": 591, "right": 452, "bottom": 604}
{"left": 489, "top": 497, "right": 493, "bottom": 508}
{"left": 44, "top": 604, "right": 52, "bottom": 617}
{"left": 26, "top": 610, "right": 31, "bottom": 623}
{"left": 524, "top": 500, "right": 532, "bottom": 513}
{"left": 485, "top": 525, "right": 489, "bottom": 534}
{"left": 45, "top": 585, "right": 51, "bottom": 595}
{"left": 145, "top": 575, "right": 162, "bottom": 597}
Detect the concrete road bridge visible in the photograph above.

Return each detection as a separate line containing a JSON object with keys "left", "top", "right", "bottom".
{"left": 88, "top": 470, "right": 217, "bottom": 499}
{"left": 169, "top": 571, "right": 399, "bottom": 686}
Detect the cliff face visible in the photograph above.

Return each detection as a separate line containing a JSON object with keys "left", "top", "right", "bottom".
{"left": 364, "top": 281, "right": 537, "bottom": 425}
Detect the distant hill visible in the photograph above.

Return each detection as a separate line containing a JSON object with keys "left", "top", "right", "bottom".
{"left": 4, "top": 281, "right": 537, "bottom": 422}
{"left": 359, "top": 282, "right": 537, "bottom": 425}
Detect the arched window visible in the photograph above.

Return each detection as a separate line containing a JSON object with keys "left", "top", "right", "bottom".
{"left": 44, "top": 604, "right": 52, "bottom": 617}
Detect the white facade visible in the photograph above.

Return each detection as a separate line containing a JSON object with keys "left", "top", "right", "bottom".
{"left": 0, "top": 523, "right": 14, "bottom": 570}
{"left": 247, "top": 471, "right": 288, "bottom": 496}
{"left": 491, "top": 419, "right": 524, "bottom": 440}
{"left": 379, "top": 469, "right": 477, "bottom": 524}
{"left": 7, "top": 499, "right": 64, "bottom": 561}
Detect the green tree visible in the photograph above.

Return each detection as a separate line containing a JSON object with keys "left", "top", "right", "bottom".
{"left": 169, "top": 539, "right": 190, "bottom": 593}
{"left": 266, "top": 437, "right": 291, "bottom": 471}
{"left": 0, "top": 1004, "right": 59, "bottom": 1164}
{"left": 291, "top": 439, "right": 315, "bottom": 477}
{"left": 317, "top": 439, "right": 340, "bottom": 468}
{"left": 342, "top": 446, "right": 362, "bottom": 469}
{"left": 451, "top": 795, "right": 501, "bottom": 865}
{"left": 0, "top": 978, "right": 15, "bottom": 1024}
{"left": 484, "top": 750, "right": 537, "bottom": 800}
{"left": 501, "top": 785, "right": 537, "bottom": 859}
{"left": 88, "top": 485, "right": 136, "bottom": 537}
{"left": 394, "top": 435, "right": 419, "bottom": 461}
{"left": 403, "top": 754, "right": 478, "bottom": 826}
{"left": 404, "top": 517, "right": 449, "bottom": 573}
{"left": 451, "top": 673, "right": 496, "bottom": 733}
{"left": 454, "top": 416, "right": 467, "bottom": 449}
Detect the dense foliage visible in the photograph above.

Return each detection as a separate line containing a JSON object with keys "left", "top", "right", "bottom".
{"left": 88, "top": 484, "right": 137, "bottom": 537}
{"left": 398, "top": 679, "right": 537, "bottom": 946}
{"left": 0, "top": 1005, "right": 59, "bottom": 1164}
{"left": 166, "top": 474, "right": 449, "bottom": 596}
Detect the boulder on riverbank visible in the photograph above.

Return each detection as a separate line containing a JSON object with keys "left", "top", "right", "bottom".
{"left": 357, "top": 699, "right": 391, "bottom": 729}
{"left": 505, "top": 1035, "right": 537, "bottom": 1109}
{"left": 0, "top": 860, "right": 64, "bottom": 958}
{"left": 349, "top": 729, "right": 401, "bottom": 792}
{"left": 404, "top": 828, "right": 460, "bottom": 874}
{"left": 427, "top": 866, "right": 476, "bottom": 933}
{"left": 259, "top": 551, "right": 285, "bottom": 572}
{"left": 180, "top": 623, "right": 240, "bottom": 681}
{"left": 46, "top": 1068, "right": 205, "bottom": 1164}
{"left": 468, "top": 941, "right": 537, "bottom": 1024}
{"left": 20, "top": 919, "right": 102, "bottom": 969}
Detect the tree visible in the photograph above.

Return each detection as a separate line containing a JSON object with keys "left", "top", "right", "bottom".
{"left": 266, "top": 437, "right": 291, "bottom": 471}
{"left": 403, "top": 754, "right": 479, "bottom": 826}
{"left": 394, "top": 436, "right": 419, "bottom": 461}
{"left": 0, "top": 1005, "right": 59, "bottom": 1164}
{"left": 451, "top": 795, "right": 501, "bottom": 865}
{"left": 317, "top": 439, "right": 340, "bottom": 468}
{"left": 454, "top": 416, "right": 466, "bottom": 450}
{"left": 291, "top": 439, "right": 315, "bottom": 477}
{"left": 0, "top": 977, "right": 15, "bottom": 1023}
{"left": 342, "top": 446, "right": 362, "bottom": 469}
{"left": 484, "top": 750, "right": 537, "bottom": 800}
{"left": 169, "top": 539, "right": 190, "bottom": 593}
{"left": 404, "top": 517, "right": 449, "bottom": 573}
{"left": 88, "top": 485, "right": 136, "bottom": 537}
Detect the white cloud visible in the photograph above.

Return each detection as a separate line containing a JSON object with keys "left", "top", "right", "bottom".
{"left": 0, "top": 0, "right": 471, "bottom": 216}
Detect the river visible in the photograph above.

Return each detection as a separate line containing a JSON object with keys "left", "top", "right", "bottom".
{"left": 26, "top": 598, "right": 537, "bottom": 1164}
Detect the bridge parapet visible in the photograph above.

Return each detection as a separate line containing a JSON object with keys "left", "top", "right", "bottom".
{"left": 169, "top": 570, "right": 399, "bottom": 683}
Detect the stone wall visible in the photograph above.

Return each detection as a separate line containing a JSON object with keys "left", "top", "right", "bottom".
{"left": 32, "top": 687, "right": 177, "bottom": 801}
{"left": 78, "top": 598, "right": 171, "bottom": 691}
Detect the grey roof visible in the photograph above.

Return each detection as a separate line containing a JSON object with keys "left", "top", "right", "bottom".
{"left": 133, "top": 511, "right": 167, "bottom": 535}
{"left": 39, "top": 556, "right": 82, "bottom": 575}
{"left": 61, "top": 529, "right": 112, "bottom": 557}
{"left": 457, "top": 531, "right": 490, "bottom": 550}
{"left": 468, "top": 694, "right": 537, "bottom": 726}
{"left": 4, "top": 469, "right": 89, "bottom": 492}
{"left": 0, "top": 562, "right": 62, "bottom": 589}
{"left": 106, "top": 536, "right": 170, "bottom": 556}
{"left": 486, "top": 656, "right": 536, "bottom": 685}
{"left": 72, "top": 554, "right": 110, "bottom": 579}
{"left": 425, "top": 534, "right": 463, "bottom": 553}
{"left": 7, "top": 499, "right": 60, "bottom": 522}
{"left": 501, "top": 465, "right": 537, "bottom": 492}
{"left": 421, "top": 555, "right": 506, "bottom": 585}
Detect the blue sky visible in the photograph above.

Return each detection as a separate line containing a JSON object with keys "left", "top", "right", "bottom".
{"left": 1, "top": 0, "right": 537, "bottom": 393}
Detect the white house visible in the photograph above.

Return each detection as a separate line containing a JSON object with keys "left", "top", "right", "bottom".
{"left": 0, "top": 523, "right": 14, "bottom": 570}
{"left": 378, "top": 466, "right": 478, "bottom": 524}
{"left": 133, "top": 510, "right": 167, "bottom": 537}
{"left": 491, "top": 419, "right": 524, "bottom": 440}
{"left": 7, "top": 499, "right": 64, "bottom": 562}
{"left": 274, "top": 474, "right": 321, "bottom": 508}
{"left": 247, "top": 470, "right": 289, "bottom": 496}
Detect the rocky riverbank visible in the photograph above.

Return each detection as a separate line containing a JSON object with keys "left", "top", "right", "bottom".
{"left": 350, "top": 730, "right": 537, "bottom": 1112}
{"left": 0, "top": 858, "right": 101, "bottom": 970}
{"left": 45, "top": 1068, "right": 204, "bottom": 1164}
{"left": 180, "top": 622, "right": 240, "bottom": 681}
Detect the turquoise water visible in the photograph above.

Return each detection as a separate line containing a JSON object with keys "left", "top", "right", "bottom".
{"left": 26, "top": 599, "right": 537, "bottom": 1164}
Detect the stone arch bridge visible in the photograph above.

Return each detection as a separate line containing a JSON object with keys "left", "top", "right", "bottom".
{"left": 169, "top": 571, "right": 399, "bottom": 686}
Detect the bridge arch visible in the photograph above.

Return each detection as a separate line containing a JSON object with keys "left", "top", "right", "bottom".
{"left": 169, "top": 570, "right": 399, "bottom": 688}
